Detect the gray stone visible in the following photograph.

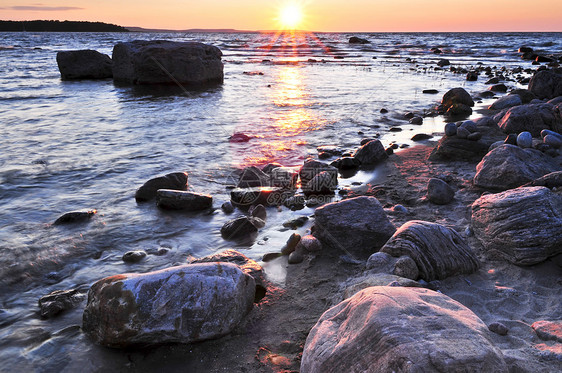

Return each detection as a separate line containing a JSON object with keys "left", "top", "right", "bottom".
{"left": 122, "top": 250, "right": 147, "bottom": 263}
{"left": 156, "top": 189, "right": 212, "bottom": 211}
{"left": 299, "top": 160, "right": 338, "bottom": 187}
{"left": 249, "top": 204, "right": 267, "bottom": 221}
{"left": 296, "top": 235, "right": 322, "bottom": 253}
{"left": 301, "top": 287, "right": 507, "bottom": 373}
{"left": 313, "top": 196, "right": 395, "bottom": 257}
{"left": 380, "top": 220, "right": 479, "bottom": 281}
{"left": 509, "top": 89, "right": 536, "bottom": 104}
{"left": 366, "top": 251, "right": 395, "bottom": 272}
{"left": 456, "top": 127, "right": 470, "bottom": 139}
{"left": 54, "top": 210, "right": 96, "bottom": 225}
{"left": 467, "top": 132, "right": 483, "bottom": 141}
{"left": 528, "top": 69, "right": 562, "bottom": 100}
{"left": 544, "top": 135, "right": 562, "bottom": 149}
{"left": 437, "top": 59, "right": 450, "bottom": 67}
{"left": 392, "top": 255, "right": 419, "bottom": 280}
{"left": 221, "top": 201, "right": 235, "bottom": 214}
{"left": 288, "top": 249, "right": 305, "bottom": 264}
{"left": 427, "top": 178, "right": 455, "bottom": 205}
{"left": 221, "top": 217, "right": 259, "bottom": 240}
{"left": 445, "top": 122, "right": 457, "bottom": 136}
{"left": 497, "top": 103, "right": 562, "bottom": 136}
{"left": 352, "top": 140, "right": 388, "bottom": 165}
{"left": 523, "top": 171, "right": 562, "bottom": 188}
{"left": 112, "top": 40, "right": 223, "bottom": 85}
{"left": 442, "top": 87, "right": 474, "bottom": 109}
{"left": 38, "top": 289, "right": 85, "bottom": 319}
{"left": 488, "top": 94, "right": 522, "bottom": 110}
{"left": 304, "top": 171, "right": 337, "bottom": 195}
{"left": 473, "top": 145, "right": 560, "bottom": 190}
{"left": 409, "top": 116, "right": 423, "bottom": 125}
{"left": 516, "top": 131, "right": 532, "bottom": 148}
{"left": 488, "top": 322, "right": 509, "bottom": 336}
{"left": 56, "top": 50, "right": 112, "bottom": 80}
{"left": 471, "top": 186, "right": 562, "bottom": 265}
{"left": 541, "top": 129, "right": 562, "bottom": 141}
{"left": 135, "top": 172, "right": 188, "bottom": 202}
{"left": 461, "top": 120, "right": 478, "bottom": 133}
{"left": 281, "top": 233, "right": 301, "bottom": 255}
{"left": 82, "top": 263, "right": 255, "bottom": 347}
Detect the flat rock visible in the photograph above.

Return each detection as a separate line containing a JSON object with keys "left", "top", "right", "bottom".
{"left": 471, "top": 186, "right": 562, "bottom": 265}
{"left": 135, "top": 172, "right": 188, "bottom": 202}
{"left": 497, "top": 103, "right": 562, "bottom": 136}
{"left": 380, "top": 220, "right": 480, "bottom": 281}
{"left": 156, "top": 189, "right": 212, "bottom": 211}
{"left": 56, "top": 50, "right": 112, "bottom": 80}
{"left": 301, "top": 287, "right": 507, "bottom": 373}
{"left": 82, "top": 263, "right": 255, "bottom": 347}
{"left": 112, "top": 40, "right": 223, "bottom": 85}
{"left": 313, "top": 196, "right": 395, "bottom": 257}
{"left": 473, "top": 144, "right": 560, "bottom": 190}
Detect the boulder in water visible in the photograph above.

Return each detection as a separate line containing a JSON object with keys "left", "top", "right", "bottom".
{"left": 56, "top": 50, "right": 112, "bottom": 80}
{"left": 135, "top": 172, "right": 188, "bottom": 202}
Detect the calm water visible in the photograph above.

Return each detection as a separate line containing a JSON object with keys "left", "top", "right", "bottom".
{"left": 0, "top": 31, "right": 559, "bottom": 370}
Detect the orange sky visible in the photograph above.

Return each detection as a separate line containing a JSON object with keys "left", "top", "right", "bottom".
{"left": 1, "top": 0, "right": 561, "bottom": 31}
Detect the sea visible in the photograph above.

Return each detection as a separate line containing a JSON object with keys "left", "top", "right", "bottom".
{"left": 0, "top": 31, "right": 560, "bottom": 371}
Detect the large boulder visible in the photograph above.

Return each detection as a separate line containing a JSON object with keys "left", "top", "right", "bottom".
{"left": 135, "top": 172, "right": 188, "bottom": 202}
{"left": 313, "top": 196, "right": 395, "bottom": 257}
{"left": 82, "top": 263, "right": 255, "bottom": 347}
{"left": 379, "top": 220, "right": 480, "bottom": 281}
{"left": 352, "top": 140, "right": 388, "bottom": 165}
{"left": 56, "top": 50, "right": 113, "bottom": 80}
{"left": 301, "top": 287, "right": 508, "bottom": 373}
{"left": 528, "top": 69, "right": 562, "bottom": 100}
{"left": 471, "top": 186, "right": 562, "bottom": 265}
{"left": 112, "top": 40, "right": 223, "bottom": 85}
{"left": 497, "top": 103, "right": 562, "bottom": 136}
{"left": 473, "top": 145, "right": 560, "bottom": 190}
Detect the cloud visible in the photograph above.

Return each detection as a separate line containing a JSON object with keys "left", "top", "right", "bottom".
{"left": 6, "top": 6, "right": 84, "bottom": 11}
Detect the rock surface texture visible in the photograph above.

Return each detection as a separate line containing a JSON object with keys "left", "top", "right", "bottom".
{"left": 380, "top": 220, "right": 480, "bottom": 281}
{"left": 528, "top": 69, "right": 562, "bottom": 100}
{"left": 82, "top": 263, "right": 255, "bottom": 347}
{"left": 313, "top": 196, "right": 395, "bottom": 257}
{"left": 473, "top": 145, "right": 560, "bottom": 190}
{"left": 156, "top": 189, "right": 212, "bottom": 211}
{"left": 56, "top": 50, "right": 113, "bottom": 80}
{"left": 301, "top": 287, "right": 507, "bottom": 373}
{"left": 471, "top": 186, "right": 562, "bottom": 265}
{"left": 497, "top": 103, "right": 562, "bottom": 136}
{"left": 112, "top": 40, "right": 223, "bottom": 85}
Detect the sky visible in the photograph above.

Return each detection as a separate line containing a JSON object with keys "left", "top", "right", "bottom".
{"left": 1, "top": 0, "right": 561, "bottom": 32}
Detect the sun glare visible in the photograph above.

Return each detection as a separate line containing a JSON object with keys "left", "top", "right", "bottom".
{"left": 279, "top": 4, "right": 303, "bottom": 30}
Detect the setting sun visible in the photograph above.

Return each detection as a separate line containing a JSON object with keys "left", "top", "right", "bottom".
{"left": 279, "top": 4, "right": 303, "bottom": 30}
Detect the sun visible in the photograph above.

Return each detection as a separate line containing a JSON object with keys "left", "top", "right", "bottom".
{"left": 279, "top": 4, "right": 303, "bottom": 30}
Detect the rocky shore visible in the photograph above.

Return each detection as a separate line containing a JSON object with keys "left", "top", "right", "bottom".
{"left": 30, "top": 43, "right": 562, "bottom": 372}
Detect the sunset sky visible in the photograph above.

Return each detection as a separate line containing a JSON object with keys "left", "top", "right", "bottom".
{"left": 1, "top": 0, "right": 561, "bottom": 32}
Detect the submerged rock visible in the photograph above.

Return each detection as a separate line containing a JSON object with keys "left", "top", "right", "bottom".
{"left": 56, "top": 50, "right": 112, "bottom": 80}
{"left": 122, "top": 250, "right": 147, "bottom": 263}
{"left": 54, "top": 210, "right": 96, "bottom": 225}
{"left": 38, "top": 289, "right": 85, "bottom": 319}
{"left": 112, "top": 40, "right": 223, "bottom": 86}
{"left": 82, "top": 263, "right": 255, "bottom": 347}
{"left": 301, "top": 287, "right": 507, "bottom": 373}
{"left": 471, "top": 186, "right": 562, "bottom": 265}
{"left": 135, "top": 172, "right": 188, "bottom": 202}
{"left": 313, "top": 196, "right": 395, "bottom": 257}
{"left": 473, "top": 144, "right": 560, "bottom": 190}
{"left": 380, "top": 220, "right": 479, "bottom": 281}
{"left": 348, "top": 36, "right": 369, "bottom": 44}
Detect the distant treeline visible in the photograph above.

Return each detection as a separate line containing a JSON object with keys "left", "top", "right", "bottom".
{"left": 0, "top": 20, "right": 129, "bottom": 32}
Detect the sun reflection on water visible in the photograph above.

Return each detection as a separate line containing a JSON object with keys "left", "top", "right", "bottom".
{"left": 233, "top": 62, "right": 327, "bottom": 167}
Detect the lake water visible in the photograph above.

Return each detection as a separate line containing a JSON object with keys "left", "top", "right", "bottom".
{"left": 0, "top": 31, "right": 560, "bottom": 370}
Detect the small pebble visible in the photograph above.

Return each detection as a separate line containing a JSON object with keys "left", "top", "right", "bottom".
{"left": 444, "top": 123, "right": 457, "bottom": 136}
{"left": 456, "top": 127, "right": 470, "bottom": 139}
{"left": 517, "top": 131, "right": 532, "bottom": 148}
{"left": 392, "top": 204, "right": 408, "bottom": 213}
{"left": 488, "top": 322, "right": 509, "bottom": 336}
{"left": 409, "top": 116, "right": 423, "bottom": 125}
{"left": 544, "top": 134, "right": 562, "bottom": 149}
{"left": 288, "top": 249, "right": 304, "bottom": 264}
{"left": 221, "top": 202, "right": 234, "bottom": 214}
{"left": 460, "top": 120, "right": 477, "bottom": 133}
{"left": 380, "top": 108, "right": 388, "bottom": 114}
